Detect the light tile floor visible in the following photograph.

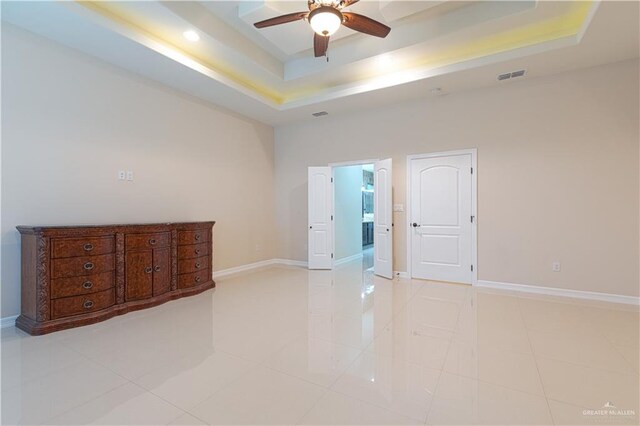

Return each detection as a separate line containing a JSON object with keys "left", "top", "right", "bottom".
{"left": 1, "top": 256, "right": 638, "bottom": 425}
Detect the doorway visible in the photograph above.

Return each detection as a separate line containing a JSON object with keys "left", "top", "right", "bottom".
{"left": 308, "top": 158, "right": 393, "bottom": 278}
{"left": 333, "top": 163, "right": 375, "bottom": 270}
{"left": 407, "top": 149, "right": 477, "bottom": 284}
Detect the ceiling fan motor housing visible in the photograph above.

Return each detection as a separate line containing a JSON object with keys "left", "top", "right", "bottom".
{"left": 308, "top": 6, "right": 344, "bottom": 36}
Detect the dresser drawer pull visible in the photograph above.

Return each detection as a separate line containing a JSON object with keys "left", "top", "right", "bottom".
{"left": 145, "top": 266, "right": 152, "bottom": 274}
{"left": 195, "top": 262, "right": 201, "bottom": 269}
{"left": 83, "top": 300, "right": 94, "bottom": 309}
{"left": 82, "top": 281, "right": 93, "bottom": 289}
{"left": 83, "top": 243, "right": 94, "bottom": 251}
{"left": 195, "top": 276, "right": 201, "bottom": 283}
{"left": 154, "top": 265, "right": 160, "bottom": 272}
{"left": 84, "top": 262, "right": 94, "bottom": 270}
{"left": 149, "top": 238, "right": 157, "bottom": 245}
{"left": 195, "top": 249, "right": 201, "bottom": 255}
{"left": 194, "top": 234, "right": 201, "bottom": 241}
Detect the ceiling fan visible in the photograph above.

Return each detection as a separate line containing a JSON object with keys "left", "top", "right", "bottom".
{"left": 253, "top": 0, "right": 391, "bottom": 58}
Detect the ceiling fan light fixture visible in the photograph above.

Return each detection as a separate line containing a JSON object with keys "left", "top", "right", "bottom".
{"left": 309, "top": 6, "right": 343, "bottom": 36}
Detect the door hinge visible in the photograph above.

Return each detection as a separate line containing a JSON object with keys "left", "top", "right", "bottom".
{"left": 331, "top": 215, "right": 334, "bottom": 221}
{"left": 331, "top": 253, "right": 334, "bottom": 259}
{"left": 471, "top": 215, "right": 475, "bottom": 223}
{"left": 331, "top": 177, "right": 333, "bottom": 183}
{"left": 471, "top": 265, "right": 474, "bottom": 272}
{"left": 471, "top": 167, "right": 473, "bottom": 174}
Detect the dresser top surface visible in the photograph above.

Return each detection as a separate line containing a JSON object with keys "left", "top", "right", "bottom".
{"left": 17, "top": 221, "right": 215, "bottom": 235}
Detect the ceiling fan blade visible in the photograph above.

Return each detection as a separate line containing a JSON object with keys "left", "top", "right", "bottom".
{"left": 314, "top": 33, "right": 329, "bottom": 57}
{"left": 339, "top": 0, "right": 360, "bottom": 8}
{"left": 342, "top": 12, "right": 391, "bottom": 38}
{"left": 254, "top": 12, "right": 308, "bottom": 29}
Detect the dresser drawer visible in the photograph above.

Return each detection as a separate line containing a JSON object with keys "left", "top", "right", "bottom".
{"left": 51, "top": 288, "right": 115, "bottom": 319}
{"left": 178, "top": 269, "right": 210, "bottom": 289}
{"left": 177, "top": 229, "right": 209, "bottom": 245}
{"left": 126, "top": 232, "right": 170, "bottom": 251}
{"left": 178, "top": 256, "right": 209, "bottom": 274}
{"left": 177, "top": 242, "right": 209, "bottom": 259}
{"left": 52, "top": 236, "right": 115, "bottom": 258}
{"left": 51, "top": 271, "right": 114, "bottom": 299}
{"left": 51, "top": 254, "right": 115, "bottom": 279}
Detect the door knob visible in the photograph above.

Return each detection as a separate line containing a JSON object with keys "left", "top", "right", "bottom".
{"left": 412, "top": 223, "right": 420, "bottom": 228}
{"left": 154, "top": 265, "right": 160, "bottom": 272}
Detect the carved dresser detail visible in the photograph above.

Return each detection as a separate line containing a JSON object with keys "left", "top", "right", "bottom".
{"left": 16, "top": 221, "right": 215, "bottom": 335}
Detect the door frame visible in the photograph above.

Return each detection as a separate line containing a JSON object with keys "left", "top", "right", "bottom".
{"left": 406, "top": 149, "right": 477, "bottom": 285}
{"left": 329, "top": 159, "right": 379, "bottom": 268}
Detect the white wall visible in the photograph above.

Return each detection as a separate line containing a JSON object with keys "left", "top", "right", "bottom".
{"left": 275, "top": 59, "right": 640, "bottom": 297}
{"left": 1, "top": 25, "right": 278, "bottom": 317}
{"left": 334, "top": 165, "right": 363, "bottom": 260}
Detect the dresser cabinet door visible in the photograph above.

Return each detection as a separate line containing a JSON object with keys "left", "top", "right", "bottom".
{"left": 126, "top": 251, "right": 153, "bottom": 301}
{"left": 152, "top": 248, "right": 171, "bottom": 296}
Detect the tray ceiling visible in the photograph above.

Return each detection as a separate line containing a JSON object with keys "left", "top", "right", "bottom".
{"left": 2, "top": 1, "right": 638, "bottom": 124}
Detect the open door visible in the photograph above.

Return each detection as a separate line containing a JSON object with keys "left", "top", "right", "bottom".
{"left": 374, "top": 158, "right": 393, "bottom": 278}
{"left": 308, "top": 167, "right": 333, "bottom": 269}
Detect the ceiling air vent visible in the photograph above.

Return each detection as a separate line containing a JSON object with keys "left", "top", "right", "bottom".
{"left": 498, "top": 69, "right": 526, "bottom": 81}
{"left": 312, "top": 111, "right": 328, "bottom": 117}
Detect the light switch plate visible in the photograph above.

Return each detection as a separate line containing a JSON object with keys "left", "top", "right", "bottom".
{"left": 126, "top": 171, "right": 134, "bottom": 181}
{"left": 393, "top": 204, "right": 404, "bottom": 212}
{"left": 118, "top": 170, "right": 126, "bottom": 180}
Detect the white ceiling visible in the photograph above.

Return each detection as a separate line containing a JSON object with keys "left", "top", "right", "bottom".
{"left": 2, "top": 1, "right": 638, "bottom": 125}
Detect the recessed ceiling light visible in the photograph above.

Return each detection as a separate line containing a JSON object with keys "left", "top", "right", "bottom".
{"left": 183, "top": 30, "right": 200, "bottom": 42}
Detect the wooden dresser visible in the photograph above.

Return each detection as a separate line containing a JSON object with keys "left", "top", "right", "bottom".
{"left": 16, "top": 221, "right": 215, "bottom": 335}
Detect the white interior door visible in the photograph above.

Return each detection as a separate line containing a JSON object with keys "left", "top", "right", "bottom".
{"left": 410, "top": 154, "right": 472, "bottom": 283}
{"left": 374, "top": 158, "right": 393, "bottom": 279}
{"left": 308, "top": 167, "right": 333, "bottom": 269}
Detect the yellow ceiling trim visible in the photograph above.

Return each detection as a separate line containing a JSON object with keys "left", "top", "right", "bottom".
{"left": 76, "top": 0, "right": 593, "bottom": 106}
{"left": 281, "top": 1, "right": 594, "bottom": 102}
{"left": 409, "top": 0, "right": 593, "bottom": 71}
{"left": 77, "top": 1, "right": 285, "bottom": 104}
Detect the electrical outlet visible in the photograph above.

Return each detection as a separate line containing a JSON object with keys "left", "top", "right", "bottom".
{"left": 118, "top": 170, "right": 126, "bottom": 180}
{"left": 552, "top": 262, "right": 561, "bottom": 272}
{"left": 126, "top": 171, "right": 134, "bottom": 181}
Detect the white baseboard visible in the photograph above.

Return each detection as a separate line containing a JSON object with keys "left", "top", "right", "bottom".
{"left": 477, "top": 280, "right": 640, "bottom": 306}
{"left": 214, "top": 258, "right": 308, "bottom": 279}
{"left": 394, "top": 271, "right": 409, "bottom": 278}
{"left": 273, "top": 258, "right": 308, "bottom": 268}
{"left": 1, "top": 315, "right": 18, "bottom": 329}
{"left": 214, "top": 259, "right": 279, "bottom": 278}
{"left": 334, "top": 253, "right": 363, "bottom": 266}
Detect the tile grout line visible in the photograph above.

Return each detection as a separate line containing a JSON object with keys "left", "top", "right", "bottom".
{"left": 5, "top": 336, "right": 135, "bottom": 425}
{"left": 297, "top": 280, "right": 428, "bottom": 425}
{"left": 55, "top": 334, "right": 217, "bottom": 425}
{"left": 517, "top": 298, "right": 556, "bottom": 425}
{"left": 519, "top": 300, "right": 639, "bottom": 376}
{"left": 422, "top": 289, "right": 470, "bottom": 425}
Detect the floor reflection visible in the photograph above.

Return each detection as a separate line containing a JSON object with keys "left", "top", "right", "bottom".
{"left": 1, "top": 257, "right": 638, "bottom": 425}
